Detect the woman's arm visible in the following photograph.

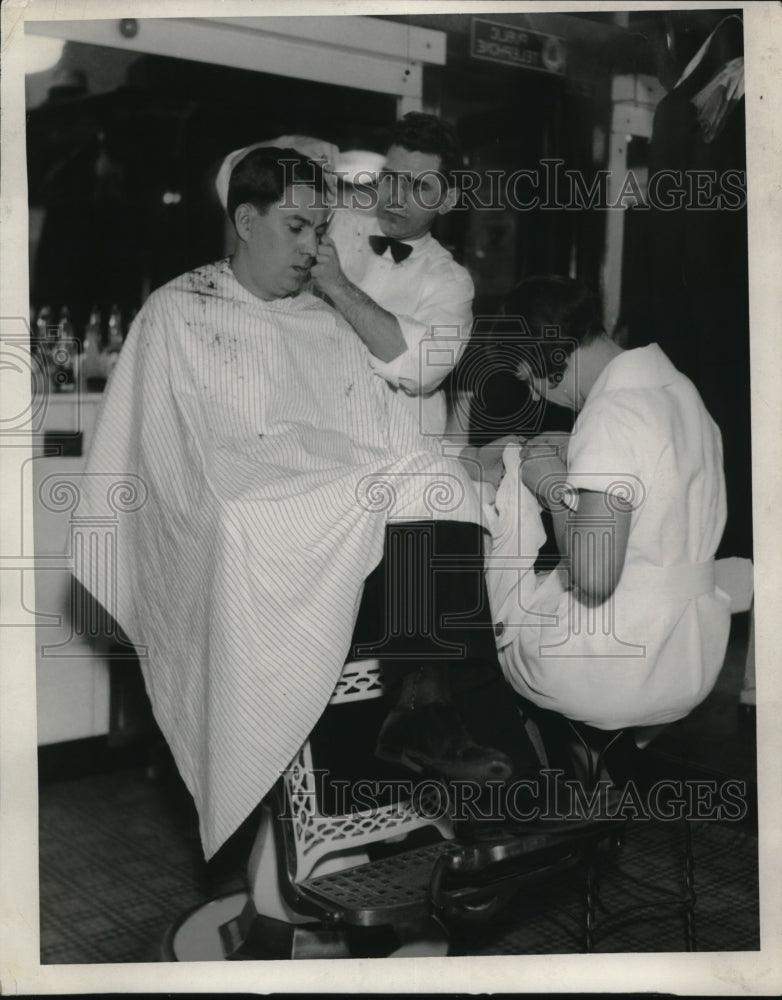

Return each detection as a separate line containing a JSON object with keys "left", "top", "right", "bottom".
{"left": 520, "top": 448, "right": 631, "bottom": 604}
{"left": 549, "top": 490, "right": 631, "bottom": 605}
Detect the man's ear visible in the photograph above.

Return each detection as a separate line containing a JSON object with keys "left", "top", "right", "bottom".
{"left": 233, "top": 202, "right": 256, "bottom": 242}
{"left": 437, "top": 185, "right": 459, "bottom": 217}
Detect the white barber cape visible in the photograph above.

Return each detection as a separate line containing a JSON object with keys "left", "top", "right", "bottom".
{"left": 485, "top": 345, "right": 732, "bottom": 730}
{"left": 73, "top": 259, "right": 482, "bottom": 857}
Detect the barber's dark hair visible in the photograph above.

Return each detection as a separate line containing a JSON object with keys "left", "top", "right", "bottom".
{"left": 496, "top": 276, "right": 605, "bottom": 387}
{"left": 387, "top": 112, "right": 463, "bottom": 186}
{"left": 226, "top": 146, "right": 327, "bottom": 225}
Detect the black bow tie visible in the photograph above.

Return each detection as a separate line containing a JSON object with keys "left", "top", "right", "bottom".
{"left": 369, "top": 234, "right": 413, "bottom": 263}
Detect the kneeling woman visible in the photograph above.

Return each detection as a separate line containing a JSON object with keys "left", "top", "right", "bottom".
{"left": 482, "top": 276, "right": 732, "bottom": 732}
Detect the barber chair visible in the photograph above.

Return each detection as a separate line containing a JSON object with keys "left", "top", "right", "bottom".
{"left": 521, "top": 556, "right": 755, "bottom": 953}
{"left": 162, "top": 658, "right": 612, "bottom": 961}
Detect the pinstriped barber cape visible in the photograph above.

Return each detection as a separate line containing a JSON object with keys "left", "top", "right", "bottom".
{"left": 74, "top": 259, "right": 483, "bottom": 858}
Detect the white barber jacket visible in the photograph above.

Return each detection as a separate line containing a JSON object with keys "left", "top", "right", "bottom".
{"left": 328, "top": 208, "right": 474, "bottom": 438}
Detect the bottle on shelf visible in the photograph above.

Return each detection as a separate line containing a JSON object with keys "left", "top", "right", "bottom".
{"left": 29, "top": 303, "right": 37, "bottom": 352}
{"left": 31, "top": 305, "right": 52, "bottom": 393}
{"left": 106, "top": 304, "right": 124, "bottom": 354}
{"left": 51, "top": 306, "right": 77, "bottom": 393}
{"left": 80, "top": 305, "right": 107, "bottom": 393}
{"left": 35, "top": 305, "right": 54, "bottom": 357}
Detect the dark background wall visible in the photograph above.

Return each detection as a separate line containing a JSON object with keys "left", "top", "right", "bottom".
{"left": 25, "top": 11, "right": 652, "bottom": 331}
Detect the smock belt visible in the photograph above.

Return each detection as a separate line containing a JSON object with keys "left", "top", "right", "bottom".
{"left": 611, "top": 560, "right": 716, "bottom": 600}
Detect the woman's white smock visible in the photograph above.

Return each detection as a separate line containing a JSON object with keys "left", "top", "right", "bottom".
{"left": 485, "top": 344, "right": 732, "bottom": 730}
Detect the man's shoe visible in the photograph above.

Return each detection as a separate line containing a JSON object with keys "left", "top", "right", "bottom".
{"left": 375, "top": 701, "right": 514, "bottom": 784}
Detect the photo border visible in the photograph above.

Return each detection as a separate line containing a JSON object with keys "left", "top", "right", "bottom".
{"left": 2, "top": 0, "right": 780, "bottom": 994}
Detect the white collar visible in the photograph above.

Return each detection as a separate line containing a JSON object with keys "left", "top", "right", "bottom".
{"left": 586, "top": 344, "right": 679, "bottom": 402}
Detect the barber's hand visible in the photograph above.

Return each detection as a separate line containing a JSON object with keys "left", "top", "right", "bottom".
{"left": 275, "top": 135, "right": 340, "bottom": 195}
{"left": 275, "top": 135, "right": 339, "bottom": 169}
{"left": 311, "top": 235, "right": 345, "bottom": 293}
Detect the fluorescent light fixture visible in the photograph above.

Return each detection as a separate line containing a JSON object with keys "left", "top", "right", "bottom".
{"left": 25, "top": 35, "right": 66, "bottom": 75}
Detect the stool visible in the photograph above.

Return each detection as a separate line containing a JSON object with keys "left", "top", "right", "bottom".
{"left": 521, "top": 556, "right": 754, "bottom": 952}
{"left": 576, "top": 721, "right": 696, "bottom": 953}
{"left": 521, "top": 709, "right": 695, "bottom": 952}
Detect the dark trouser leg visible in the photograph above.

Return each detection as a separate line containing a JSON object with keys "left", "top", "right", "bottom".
{"left": 349, "top": 520, "right": 536, "bottom": 784}
{"left": 351, "top": 520, "right": 498, "bottom": 694}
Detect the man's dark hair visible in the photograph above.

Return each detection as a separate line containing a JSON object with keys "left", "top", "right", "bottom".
{"left": 226, "top": 146, "right": 327, "bottom": 225}
{"left": 496, "top": 276, "right": 605, "bottom": 387}
{"left": 386, "top": 112, "right": 463, "bottom": 186}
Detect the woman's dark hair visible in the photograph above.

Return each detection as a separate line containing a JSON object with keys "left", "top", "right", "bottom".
{"left": 226, "top": 147, "right": 327, "bottom": 225}
{"left": 495, "top": 276, "right": 605, "bottom": 387}
{"left": 386, "top": 112, "right": 463, "bottom": 186}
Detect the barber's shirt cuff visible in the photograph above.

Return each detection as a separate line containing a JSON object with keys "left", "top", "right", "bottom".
{"left": 369, "top": 313, "right": 467, "bottom": 395}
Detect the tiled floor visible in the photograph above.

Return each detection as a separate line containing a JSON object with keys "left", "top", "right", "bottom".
{"left": 39, "top": 762, "right": 759, "bottom": 963}
{"left": 38, "top": 620, "right": 759, "bottom": 963}
{"left": 450, "top": 820, "right": 759, "bottom": 955}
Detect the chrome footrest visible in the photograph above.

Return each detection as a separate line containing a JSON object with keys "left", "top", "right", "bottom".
{"left": 297, "top": 824, "right": 612, "bottom": 928}
{"left": 299, "top": 841, "right": 451, "bottom": 926}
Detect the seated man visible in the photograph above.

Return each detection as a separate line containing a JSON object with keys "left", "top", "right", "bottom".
{"left": 73, "top": 148, "right": 526, "bottom": 860}
{"left": 480, "top": 276, "right": 733, "bottom": 733}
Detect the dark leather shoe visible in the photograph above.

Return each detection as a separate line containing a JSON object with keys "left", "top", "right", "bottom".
{"left": 375, "top": 701, "right": 514, "bottom": 784}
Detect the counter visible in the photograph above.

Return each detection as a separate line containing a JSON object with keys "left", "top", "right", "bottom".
{"left": 32, "top": 392, "right": 111, "bottom": 745}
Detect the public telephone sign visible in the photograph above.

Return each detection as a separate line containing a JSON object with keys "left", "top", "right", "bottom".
{"left": 470, "top": 18, "right": 567, "bottom": 75}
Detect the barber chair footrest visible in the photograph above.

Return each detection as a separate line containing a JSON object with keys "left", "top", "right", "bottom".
{"left": 296, "top": 841, "right": 452, "bottom": 927}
